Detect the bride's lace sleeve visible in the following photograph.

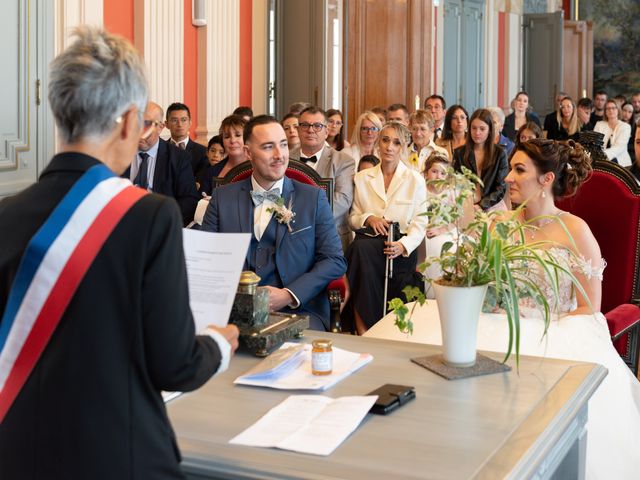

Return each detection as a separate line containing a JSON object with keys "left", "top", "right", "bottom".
{"left": 571, "top": 255, "right": 607, "bottom": 281}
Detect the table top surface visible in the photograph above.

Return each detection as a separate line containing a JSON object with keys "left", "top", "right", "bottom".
{"left": 168, "top": 331, "right": 606, "bottom": 480}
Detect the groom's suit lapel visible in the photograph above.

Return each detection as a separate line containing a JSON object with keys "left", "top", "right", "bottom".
{"left": 238, "top": 178, "right": 254, "bottom": 234}
{"left": 275, "top": 177, "right": 294, "bottom": 251}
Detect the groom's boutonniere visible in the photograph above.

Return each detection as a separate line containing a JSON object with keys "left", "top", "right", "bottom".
{"left": 267, "top": 198, "right": 296, "bottom": 232}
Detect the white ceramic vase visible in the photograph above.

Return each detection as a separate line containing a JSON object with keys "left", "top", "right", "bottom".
{"left": 433, "top": 282, "right": 488, "bottom": 368}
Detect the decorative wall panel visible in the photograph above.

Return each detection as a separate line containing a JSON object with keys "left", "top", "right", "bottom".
{"left": 0, "top": 0, "right": 29, "bottom": 176}
{"left": 0, "top": 0, "right": 55, "bottom": 196}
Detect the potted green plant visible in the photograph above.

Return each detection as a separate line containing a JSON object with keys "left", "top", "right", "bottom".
{"left": 390, "top": 167, "right": 587, "bottom": 368}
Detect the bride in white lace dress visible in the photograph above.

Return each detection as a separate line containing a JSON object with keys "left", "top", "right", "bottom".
{"left": 495, "top": 139, "right": 640, "bottom": 479}
{"left": 368, "top": 140, "right": 640, "bottom": 477}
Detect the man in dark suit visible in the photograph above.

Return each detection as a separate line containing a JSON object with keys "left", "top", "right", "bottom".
{"left": 126, "top": 101, "right": 200, "bottom": 226}
{"left": 166, "top": 102, "right": 209, "bottom": 177}
{"left": 289, "top": 106, "right": 355, "bottom": 251}
{"left": 202, "top": 115, "right": 347, "bottom": 331}
{"left": 0, "top": 27, "right": 239, "bottom": 480}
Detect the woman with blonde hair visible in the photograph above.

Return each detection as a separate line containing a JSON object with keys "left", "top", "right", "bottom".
{"left": 345, "top": 121, "right": 427, "bottom": 334}
{"left": 546, "top": 97, "right": 581, "bottom": 140}
{"left": 343, "top": 111, "right": 383, "bottom": 167}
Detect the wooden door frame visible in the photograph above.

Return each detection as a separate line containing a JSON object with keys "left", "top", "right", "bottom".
{"left": 344, "top": 0, "right": 432, "bottom": 137}
{"left": 523, "top": 11, "right": 564, "bottom": 115}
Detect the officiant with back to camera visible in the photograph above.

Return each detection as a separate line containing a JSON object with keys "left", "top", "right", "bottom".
{"left": 0, "top": 27, "right": 239, "bottom": 479}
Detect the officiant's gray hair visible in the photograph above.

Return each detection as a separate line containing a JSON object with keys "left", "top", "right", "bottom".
{"left": 48, "top": 26, "right": 148, "bottom": 144}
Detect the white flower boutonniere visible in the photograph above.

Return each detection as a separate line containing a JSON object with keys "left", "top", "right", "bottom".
{"left": 267, "top": 198, "right": 296, "bottom": 232}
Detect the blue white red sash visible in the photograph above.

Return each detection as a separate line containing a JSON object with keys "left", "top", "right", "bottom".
{"left": 0, "top": 164, "right": 147, "bottom": 422}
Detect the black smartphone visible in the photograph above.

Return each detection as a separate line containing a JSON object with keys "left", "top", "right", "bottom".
{"left": 367, "top": 384, "right": 415, "bottom": 415}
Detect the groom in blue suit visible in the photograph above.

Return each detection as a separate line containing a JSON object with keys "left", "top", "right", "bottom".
{"left": 201, "top": 115, "right": 346, "bottom": 330}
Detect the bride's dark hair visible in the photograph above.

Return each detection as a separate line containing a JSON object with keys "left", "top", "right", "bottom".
{"left": 515, "top": 139, "right": 592, "bottom": 198}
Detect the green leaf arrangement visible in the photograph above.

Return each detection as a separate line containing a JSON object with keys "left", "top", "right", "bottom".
{"left": 390, "top": 286, "right": 426, "bottom": 335}
{"left": 390, "top": 167, "right": 590, "bottom": 367}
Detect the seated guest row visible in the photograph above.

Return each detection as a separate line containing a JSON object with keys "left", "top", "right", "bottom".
{"left": 189, "top": 107, "right": 511, "bottom": 333}
{"left": 4, "top": 29, "right": 639, "bottom": 480}
{"left": 141, "top": 96, "right": 640, "bottom": 334}
{"left": 153, "top": 87, "right": 634, "bottom": 225}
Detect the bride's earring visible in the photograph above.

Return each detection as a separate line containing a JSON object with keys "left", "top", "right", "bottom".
{"left": 541, "top": 189, "right": 546, "bottom": 198}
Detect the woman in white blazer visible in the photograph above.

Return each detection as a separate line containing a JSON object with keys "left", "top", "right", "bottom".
{"left": 345, "top": 122, "right": 428, "bottom": 334}
{"left": 594, "top": 99, "right": 632, "bottom": 167}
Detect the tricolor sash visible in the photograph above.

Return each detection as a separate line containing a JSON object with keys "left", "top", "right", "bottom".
{"left": 0, "top": 164, "right": 147, "bottom": 422}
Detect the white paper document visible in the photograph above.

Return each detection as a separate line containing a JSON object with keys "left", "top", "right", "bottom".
{"left": 182, "top": 230, "right": 250, "bottom": 331}
{"left": 234, "top": 342, "right": 373, "bottom": 391}
{"left": 229, "top": 395, "right": 377, "bottom": 456}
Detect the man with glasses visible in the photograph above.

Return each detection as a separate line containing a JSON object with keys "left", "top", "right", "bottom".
{"left": 126, "top": 101, "right": 200, "bottom": 226}
{"left": 289, "top": 106, "right": 355, "bottom": 251}
{"left": 166, "top": 102, "right": 209, "bottom": 177}
{"left": 425, "top": 95, "right": 447, "bottom": 141}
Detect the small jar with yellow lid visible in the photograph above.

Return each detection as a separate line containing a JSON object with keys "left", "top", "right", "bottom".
{"left": 311, "top": 339, "right": 333, "bottom": 375}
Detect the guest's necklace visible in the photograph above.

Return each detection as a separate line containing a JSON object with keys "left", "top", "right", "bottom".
{"left": 526, "top": 210, "right": 563, "bottom": 240}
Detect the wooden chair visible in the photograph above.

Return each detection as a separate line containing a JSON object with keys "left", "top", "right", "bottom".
{"left": 214, "top": 160, "right": 345, "bottom": 332}
{"left": 556, "top": 159, "right": 640, "bottom": 375}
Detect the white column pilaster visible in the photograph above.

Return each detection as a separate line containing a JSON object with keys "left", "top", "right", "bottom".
{"left": 484, "top": 0, "right": 498, "bottom": 108}
{"left": 144, "top": 0, "right": 184, "bottom": 118}
{"left": 203, "top": 0, "right": 240, "bottom": 136}
{"left": 55, "top": 0, "right": 103, "bottom": 54}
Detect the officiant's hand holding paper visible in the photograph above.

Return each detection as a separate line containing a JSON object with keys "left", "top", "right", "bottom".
{"left": 182, "top": 230, "right": 251, "bottom": 331}
{"left": 207, "top": 325, "right": 240, "bottom": 353}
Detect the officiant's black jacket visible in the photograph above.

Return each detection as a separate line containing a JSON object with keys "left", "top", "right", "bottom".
{"left": 0, "top": 152, "right": 223, "bottom": 479}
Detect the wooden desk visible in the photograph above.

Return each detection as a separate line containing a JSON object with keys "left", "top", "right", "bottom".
{"left": 168, "top": 331, "right": 606, "bottom": 480}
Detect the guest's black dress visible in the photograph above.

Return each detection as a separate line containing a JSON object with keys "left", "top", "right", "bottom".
{"left": 346, "top": 233, "right": 423, "bottom": 330}
{"left": 545, "top": 119, "right": 580, "bottom": 141}
{"left": 344, "top": 162, "right": 428, "bottom": 331}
